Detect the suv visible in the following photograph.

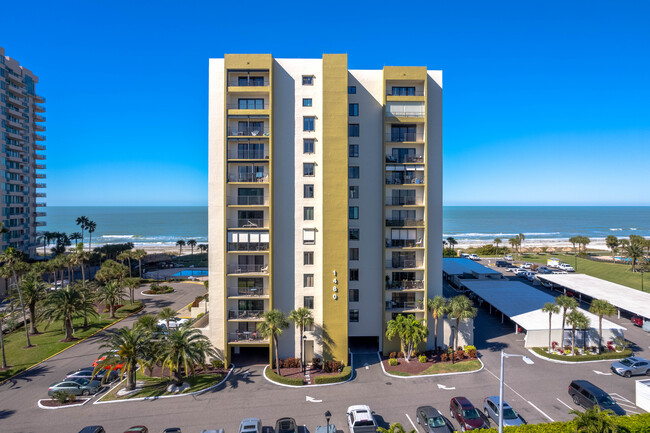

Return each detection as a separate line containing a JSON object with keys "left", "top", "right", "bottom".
{"left": 495, "top": 260, "right": 509, "bottom": 267}
{"left": 483, "top": 397, "right": 525, "bottom": 427}
{"left": 611, "top": 357, "right": 650, "bottom": 378}
{"left": 469, "top": 254, "right": 480, "bottom": 261}
{"left": 276, "top": 418, "right": 298, "bottom": 433}
{"left": 558, "top": 263, "right": 575, "bottom": 272}
{"left": 449, "top": 397, "right": 488, "bottom": 431}
{"left": 568, "top": 380, "right": 625, "bottom": 415}
{"left": 347, "top": 405, "right": 378, "bottom": 433}
{"left": 239, "top": 419, "right": 262, "bottom": 433}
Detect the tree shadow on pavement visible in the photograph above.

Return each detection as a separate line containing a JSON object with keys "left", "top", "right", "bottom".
{"left": 0, "top": 364, "right": 52, "bottom": 391}
{"left": 0, "top": 409, "right": 16, "bottom": 419}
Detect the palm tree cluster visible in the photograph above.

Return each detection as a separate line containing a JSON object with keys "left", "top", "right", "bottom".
{"left": 568, "top": 236, "right": 591, "bottom": 254}
{"left": 605, "top": 235, "right": 649, "bottom": 272}
{"left": 507, "top": 233, "right": 526, "bottom": 258}
{"left": 75, "top": 216, "right": 97, "bottom": 252}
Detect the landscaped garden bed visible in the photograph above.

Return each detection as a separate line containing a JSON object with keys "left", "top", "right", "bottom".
{"left": 381, "top": 346, "right": 482, "bottom": 376}
{"left": 39, "top": 396, "right": 91, "bottom": 408}
{"left": 265, "top": 358, "right": 352, "bottom": 386}
{"left": 532, "top": 346, "right": 633, "bottom": 362}
{"left": 143, "top": 282, "right": 175, "bottom": 295}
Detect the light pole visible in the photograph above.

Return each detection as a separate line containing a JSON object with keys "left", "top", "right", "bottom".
{"left": 325, "top": 410, "right": 332, "bottom": 433}
{"left": 498, "top": 350, "right": 534, "bottom": 433}
{"left": 302, "top": 335, "right": 307, "bottom": 374}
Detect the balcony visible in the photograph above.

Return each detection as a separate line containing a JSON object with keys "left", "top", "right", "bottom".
{"left": 228, "top": 287, "right": 269, "bottom": 298}
{"left": 386, "top": 197, "right": 422, "bottom": 206}
{"left": 386, "top": 89, "right": 424, "bottom": 97}
{"left": 385, "top": 133, "right": 424, "bottom": 143}
{"left": 35, "top": 202, "right": 46, "bottom": 207}
{"left": 385, "top": 218, "right": 424, "bottom": 227}
{"left": 35, "top": 173, "right": 46, "bottom": 179}
{"left": 35, "top": 193, "right": 46, "bottom": 198}
{"left": 7, "top": 119, "right": 26, "bottom": 130}
{"left": 386, "top": 239, "right": 424, "bottom": 248}
{"left": 385, "top": 154, "right": 424, "bottom": 164}
{"left": 385, "top": 301, "right": 425, "bottom": 311}
{"left": 35, "top": 124, "right": 46, "bottom": 132}
{"left": 34, "top": 114, "right": 46, "bottom": 122}
{"left": 34, "top": 94, "right": 46, "bottom": 103}
{"left": 7, "top": 95, "right": 26, "bottom": 108}
{"left": 7, "top": 106, "right": 23, "bottom": 117}
{"left": 228, "top": 310, "right": 265, "bottom": 321}
{"left": 227, "top": 102, "right": 267, "bottom": 111}
{"left": 35, "top": 154, "right": 46, "bottom": 160}
{"left": 386, "top": 109, "right": 425, "bottom": 119}
{"left": 228, "top": 128, "right": 270, "bottom": 138}
{"left": 228, "top": 332, "right": 268, "bottom": 343}
{"left": 227, "top": 79, "right": 270, "bottom": 87}
{"left": 227, "top": 195, "right": 269, "bottom": 206}
{"left": 7, "top": 86, "right": 24, "bottom": 97}
{"left": 386, "top": 280, "right": 425, "bottom": 291}
{"left": 228, "top": 218, "right": 268, "bottom": 229}
{"left": 34, "top": 163, "right": 46, "bottom": 170}
{"left": 35, "top": 221, "right": 46, "bottom": 227}
{"left": 227, "top": 264, "right": 269, "bottom": 275}
{"left": 34, "top": 133, "right": 46, "bottom": 141}
{"left": 34, "top": 212, "right": 46, "bottom": 217}
{"left": 35, "top": 183, "right": 46, "bottom": 188}
{"left": 6, "top": 73, "right": 24, "bottom": 85}
{"left": 33, "top": 104, "right": 46, "bottom": 113}
{"left": 227, "top": 149, "right": 270, "bottom": 160}
{"left": 35, "top": 144, "right": 46, "bottom": 151}
{"left": 227, "top": 173, "right": 269, "bottom": 183}
{"left": 386, "top": 260, "right": 424, "bottom": 269}
{"left": 227, "top": 242, "right": 269, "bottom": 252}
{"left": 5, "top": 131, "right": 23, "bottom": 140}
{"left": 385, "top": 174, "right": 425, "bottom": 185}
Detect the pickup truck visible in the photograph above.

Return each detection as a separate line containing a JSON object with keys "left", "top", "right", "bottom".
{"left": 558, "top": 263, "right": 575, "bottom": 272}
{"left": 347, "top": 405, "right": 377, "bottom": 433}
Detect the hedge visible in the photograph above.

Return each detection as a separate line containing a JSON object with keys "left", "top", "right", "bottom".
{"left": 314, "top": 366, "right": 352, "bottom": 385}
{"left": 532, "top": 347, "right": 633, "bottom": 362}
{"left": 473, "top": 413, "right": 650, "bottom": 433}
{"left": 264, "top": 367, "right": 304, "bottom": 386}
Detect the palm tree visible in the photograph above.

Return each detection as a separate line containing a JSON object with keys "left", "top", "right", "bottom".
{"left": 43, "top": 285, "right": 85, "bottom": 341}
{"left": 87, "top": 220, "right": 97, "bottom": 252}
{"left": 288, "top": 307, "right": 314, "bottom": 372}
{"left": 76, "top": 216, "right": 89, "bottom": 244}
{"left": 0, "top": 311, "right": 10, "bottom": 368}
{"left": 123, "top": 277, "right": 141, "bottom": 304}
{"left": 176, "top": 240, "right": 186, "bottom": 255}
{"left": 589, "top": 299, "right": 617, "bottom": 353}
{"left": 508, "top": 237, "right": 518, "bottom": 256}
{"left": 605, "top": 235, "right": 619, "bottom": 263}
{"left": 75, "top": 282, "right": 98, "bottom": 328}
{"left": 493, "top": 237, "right": 502, "bottom": 255}
{"left": 258, "top": 309, "right": 289, "bottom": 375}
{"left": 427, "top": 296, "right": 448, "bottom": 350}
{"left": 446, "top": 237, "right": 457, "bottom": 252}
{"left": 447, "top": 295, "right": 477, "bottom": 362}
{"left": 0, "top": 247, "right": 32, "bottom": 347}
{"left": 97, "top": 281, "right": 125, "bottom": 319}
{"left": 96, "top": 325, "right": 149, "bottom": 391}
{"left": 158, "top": 307, "right": 177, "bottom": 332}
{"left": 624, "top": 241, "right": 644, "bottom": 272}
{"left": 71, "top": 243, "right": 89, "bottom": 287}
{"left": 198, "top": 244, "right": 208, "bottom": 254}
{"left": 40, "top": 231, "right": 53, "bottom": 257}
{"left": 567, "top": 310, "right": 590, "bottom": 355}
{"left": 541, "top": 302, "right": 559, "bottom": 353}
{"left": 160, "top": 327, "right": 217, "bottom": 385}
{"left": 556, "top": 294, "right": 578, "bottom": 346}
{"left": 69, "top": 232, "right": 82, "bottom": 246}
{"left": 117, "top": 250, "right": 133, "bottom": 277}
{"left": 94, "top": 259, "right": 128, "bottom": 285}
{"left": 377, "top": 423, "right": 416, "bottom": 433}
{"left": 16, "top": 271, "right": 48, "bottom": 335}
{"left": 570, "top": 405, "right": 618, "bottom": 433}
{"left": 135, "top": 314, "right": 159, "bottom": 334}
{"left": 187, "top": 239, "right": 197, "bottom": 255}
{"left": 132, "top": 249, "right": 147, "bottom": 279}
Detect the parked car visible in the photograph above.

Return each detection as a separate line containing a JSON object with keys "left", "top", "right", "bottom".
{"left": 558, "top": 263, "right": 575, "bottom": 272}
{"left": 157, "top": 317, "right": 190, "bottom": 330}
{"left": 239, "top": 418, "right": 262, "bottom": 433}
{"left": 66, "top": 367, "right": 117, "bottom": 383}
{"left": 611, "top": 357, "right": 650, "bottom": 377}
{"left": 460, "top": 253, "right": 471, "bottom": 259}
{"left": 469, "top": 254, "right": 480, "bottom": 261}
{"left": 483, "top": 397, "right": 526, "bottom": 427}
{"left": 512, "top": 268, "right": 527, "bottom": 276}
{"left": 504, "top": 255, "right": 513, "bottom": 261}
{"left": 547, "top": 258, "right": 561, "bottom": 268}
{"left": 48, "top": 378, "right": 102, "bottom": 396}
{"left": 568, "top": 380, "right": 626, "bottom": 415}
{"left": 162, "top": 429, "right": 182, "bottom": 433}
{"left": 276, "top": 418, "right": 298, "bottom": 433}
{"left": 93, "top": 352, "right": 125, "bottom": 371}
{"left": 347, "top": 405, "right": 378, "bottom": 433}
{"left": 631, "top": 316, "right": 644, "bottom": 327}
{"left": 78, "top": 427, "right": 105, "bottom": 433}
{"left": 449, "top": 397, "right": 489, "bottom": 431}
{"left": 536, "top": 266, "right": 551, "bottom": 274}
{"left": 124, "top": 427, "right": 148, "bottom": 433}
{"left": 525, "top": 272, "right": 537, "bottom": 282}
{"left": 416, "top": 406, "right": 454, "bottom": 433}
{"left": 520, "top": 263, "right": 532, "bottom": 269}
{"left": 495, "top": 260, "right": 509, "bottom": 267}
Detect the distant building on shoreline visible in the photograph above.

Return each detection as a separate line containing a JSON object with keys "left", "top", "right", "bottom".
{"left": 208, "top": 54, "right": 444, "bottom": 367}
{"left": 0, "top": 47, "right": 46, "bottom": 257}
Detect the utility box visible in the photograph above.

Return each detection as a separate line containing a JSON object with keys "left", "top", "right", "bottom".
{"left": 636, "top": 379, "right": 650, "bottom": 413}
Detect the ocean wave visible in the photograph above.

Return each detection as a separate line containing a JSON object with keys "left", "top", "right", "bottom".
{"left": 101, "top": 235, "right": 135, "bottom": 239}
{"left": 443, "top": 232, "right": 561, "bottom": 238}
{"left": 610, "top": 228, "right": 623, "bottom": 231}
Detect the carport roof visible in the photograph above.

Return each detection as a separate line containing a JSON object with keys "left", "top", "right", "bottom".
{"left": 443, "top": 258, "right": 502, "bottom": 276}
{"left": 459, "top": 280, "right": 626, "bottom": 332}
{"left": 536, "top": 274, "right": 650, "bottom": 320}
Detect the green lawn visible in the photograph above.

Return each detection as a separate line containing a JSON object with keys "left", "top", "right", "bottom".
{"left": 520, "top": 253, "right": 646, "bottom": 292}
{"left": 100, "top": 370, "right": 224, "bottom": 401}
{"left": 387, "top": 359, "right": 482, "bottom": 376}
{"left": 0, "top": 301, "right": 142, "bottom": 383}
{"left": 174, "top": 253, "right": 208, "bottom": 268}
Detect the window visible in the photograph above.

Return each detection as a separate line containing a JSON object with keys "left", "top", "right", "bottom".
{"left": 349, "top": 248, "right": 359, "bottom": 261}
{"left": 348, "top": 186, "right": 359, "bottom": 199}
{"left": 304, "top": 274, "right": 314, "bottom": 287}
{"left": 302, "top": 76, "right": 314, "bottom": 85}
{"left": 349, "top": 206, "right": 359, "bottom": 220}
{"left": 349, "top": 228, "right": 360, "bottom": 240}
{"left": 304, "top": 206, "right": 314, "bottom": 221}
{"left": 303, "top": 163, "right": 315, "bottom": 176}
{"left": 349, "top": 166, "right": 359, "bottom": 179}
{"left": 238, "top": 98, "right": 264, "bottom": 109}
{"left": 391, "top": 86, "right": 416, "bottom": 96}
{"left": 348, "top": 144, "right": 359, "bottom": 157}
{"left": 349, "top": 309, "right": 359, "bottom": 322}
{"left": 349, "top": 289, "right": 359, "bottom": 302}
{"left": 349, "top": 103, "right": 359, "bottom": 116}
{"left": 303, "top": 117, "right": 315, "bottom": 131}
{"left": 303, "top": 139, "right": 315, "bottom": 154}
{"left": 304, "top": 296, "right": 314, "bottom": 309}
{"left": 348, "top": 124, "right": 359, "bottom": 137}
{"left": 349, "top": 269, "right": 359, "bottom": 281}
{"left": 303, "top": 98, "right": 312, "bottom": 107}
{"left": 303, "top": 229, "right": 316, "bottom": 245}
{"left": 304, "top": 184, "right": 314, "bottom": 198}
{"left": 348, "top": 86, "right": 356, "bottom": 94}
{"left": 304, "top": 251, "right": 314, "bottom": 265}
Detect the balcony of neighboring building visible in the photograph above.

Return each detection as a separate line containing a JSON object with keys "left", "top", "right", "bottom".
{"left": 35, "top": 154, "right": 46, "bottom": 160}
{"left": 6, "top": 94, "right": 26, "bottom": 109}
{"left": 227, "top": 322, "right": 269, "bottom": 344}
{"left": 227, "top": 232, "right": 270, "bottom": 252}
{"left": 35, "top": 202, "right": 46, "bottom": 207}
{"left": 385, "top": 168, "right": 425, "bottom": 185}
{"left": 33, "top": 94, "right": 46, "bottom": 103}
{"left": 35, "top": 173, "right": 46, "bottom": 179}
{"left": 6, "top": 119, "right": 26, "bottom": 130}
{"left": 7, "top": 85, "right": 24, "bottom": 98}
{"left": 227, "top": 193, "right": 269, "bottom": 207}
{"left": 34, "top": 212, "right": 46, "bottom": 218}
{"left": 35, "top": 221, "right": 46, "bottom": 227}
{"left": 5, "top": 130, "right": 24, "bottom": 141}
{"left": 227, "top": 139, "right": 270, "bottom": 161}
{"left": 34, "top": 133, "right": 46, "bottom": 141}
{"left": 34, "top": 114, "right": 46, "bottom": 122}
{"left": 7, "top": 105, "right": 23, "bottom": 118}
{"left": 33, "top": 103, "right": 46, "bottom": 113}
{"left": 385, "top": 145, "right": 425, "bottom": 165}
{"left": 34, "top": 124, "right": 46, "bottom": 132}
{"left": 385, "top": 192, "right": 425, "bottom": 207}
{"left": 227, "top": 298, "right": 268, "bottom": 322}
{"left": 385, "top": 102, "right": 425, "bottom": 121}
{"left": 227, "top": 96, "right": 270, "bottom": 116}
{"left": 385, "top": 209, "right": 425, "bottom": 228}
{"left": 227, "top": 164, "right": 269, "bottom": 184}
{"left": 35, "top": 183, "right": 46, "bottom": 188}
{"left": 227, "top": 71, "right": 270, "bottom": 92}
{"left": 227, "top": 207, "right": 270, "bottom": 229}
{"left": 385, "top": 273, "right": 425, "bottom": 291}
{"left": 6, "top": 72, "right": 24, "bottom": 85}
{"left": 227, "top": 120, "right": 270, "bottom": 138}
{"left": 385, "top": 81, "right": 425, "bottom": 102}
{"left": 227, "top": 284, "right": 269, "bottom": 300}
{"left": 35, "top": 144, "right": 46, "bottom": 151}
{"left": 386, "top": 250, "right": 425, "bottom": 270}
{"left": 385, "top": 125, "right": 425, "bottom": 143}
{"left": 35, "top": 192, "right": 46, "bottom": 198}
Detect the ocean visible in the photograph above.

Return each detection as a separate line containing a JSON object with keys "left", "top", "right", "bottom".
{"left": 44, "top": 206, "right": 650, "bottom": 248}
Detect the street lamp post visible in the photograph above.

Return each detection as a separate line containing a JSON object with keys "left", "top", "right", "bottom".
{"left": 325, "top": 410, "right": 332, "bottom": 433}
{"left": 499, "top": 350, "right": 534, "bottom": 433}
{"left": 302, "top": 335, "right": 307, "bottom": 373}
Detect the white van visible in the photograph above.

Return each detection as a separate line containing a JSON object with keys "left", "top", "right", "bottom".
{"left": 547, "top": 258, "right": 561, "bottom": 268}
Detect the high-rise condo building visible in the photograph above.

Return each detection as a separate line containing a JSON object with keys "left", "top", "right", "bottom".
{"left": 208, "top": 54, "right": 454, "bottom": 367}
{"left": 0, "top": 47, "right": 46, "bottom": 256}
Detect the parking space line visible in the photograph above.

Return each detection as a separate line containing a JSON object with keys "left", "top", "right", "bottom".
{"left": 405, "top": 414, "right": 419, "bottom": 432}
{"left": 526, "top": 401, "right": 554, "bottom": 422}
{"left": 615, "top": 402, "right": 638, "bottom": 409}
{"left": 556, "top": 398, "right": 572, "bottom": 410}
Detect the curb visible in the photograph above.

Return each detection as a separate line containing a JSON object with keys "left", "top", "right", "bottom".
{"left": 262, "top": 353, "right": 356, "bottom": 388}
{"left": 140, "top": 290, "right": 175, "bottom": 297}
{"left": 38, "top": 397, "right": 92, "bottom": 410}
{"left": 93, "top": 366, "right": 234, "bottom": 404}
{"left": 0, "top": 304, "right": 144, "bottom": 387}
{"left": 377, "top": 352, "right": 485, "bottom": 378}
{"left": 527, "top": 348, "right": 629, "bottom": 364}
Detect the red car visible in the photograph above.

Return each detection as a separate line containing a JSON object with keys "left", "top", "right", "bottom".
{"left": 93, "top": 354, "right": 125, "bottom": 371}
{"left": 449, "top": 397, "right": 488, "bottom": 431}
{"left": 631, "top": 317, "right": 644, "bottom": 327}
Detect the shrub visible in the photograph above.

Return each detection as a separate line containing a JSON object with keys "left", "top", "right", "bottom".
{"left": 465, "top": 345, "right": 477, "bottom": 358}
{"left": 312, "top": 357, "right": 322, "bottom": 369}
{"left": 389, "top": 352, "right": 397, "bottom": 359}
{"left": 211, "top": 359, "right": 224, "bottom": 369}
{"left": 418, "top": 355, "right": 427, "bottom": 363}
{"left": 196, "top": 312, "right": 205, "bottom": 319}
{"left": 265, "top": 368, "right": 303, "bottom": 386}
{"left": 396, "top": 351, "right": 404, "bottom": 359}
{"left": 323, "top": 360, "right": 342, "bottom": 373}
{"left": 441, "top": 353, "right": 448, "bottom": 362}
{"left": 52, "top": 391, "right": 71, "bottom": 404}
{"left": 283, "top": 357, "right": 300, "bottom": 368}
{"left": 314, "top": 366, "right": 352, "bottom": 384}
{"left": 456, "top": 349, "right": 466, "bottom": 360}
{"left": 67, "top": 394, "right": 77, "bottom": 403}
{"left": 388, "top": 358, "right": 398, "bottom": 366}
{"left": 532, "top": 347, "right": 633, "bottom": 362}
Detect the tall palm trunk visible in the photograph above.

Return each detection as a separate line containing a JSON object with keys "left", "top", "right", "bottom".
{"left": 548, "top": 313, "right": 552, "bottom": 353}
{"left": 28, "top": 301, "right": 39, "bottom": 334}
{"left": 571, "top": 327, "right": 576, "bottom": 356}
{"left": 12, "top": 270, "right": 32, "bottom": 347}
{"left": 598, "top": 316, "right": 603, "bottom": 354}
{"left": 452, "top": 318, "right": 460, "bottom": 364}
{"left": 434, "top": 316, "right": 439, "bottom": 350}
{"left": 127, "top": 257, "right": 132, "bottom": 277}
{"left": 138, "top": 258, "right": 143, "bottom": 279}
{"left": 561, "top": 311, "right": 567, "bottom": 346}
{"left": 80, "top": 262, "right": 86, "bottom": 287}
{"left": 274, "top": 334, "right": 281, "bottom": 375}
{"left": 64, "top": 316, "right": 74, "bottom": 340}
{"left": 1, "top": 321, "right": 6, "bottom": 368}
{"left": 299, "top": 325, "right": 304, "bottom": 372}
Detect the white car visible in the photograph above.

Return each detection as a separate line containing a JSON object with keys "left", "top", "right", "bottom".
{"left": 525, "top": 272, "right": 537, "bottom": 281}
{"left": 558, "top": 263, "right": 575, "bottom": 272}
{"left": 520, "top": 263, "right": 532, "bottom": 269}
{"left": 469, "top": 254, "right": 480, "bottom": 261}
{"left": 512, "top": 268, "right": 527, "bottom": 276}
{"left": 460, "top": 253, "right": 470, "bottom": 259}
{"left": 504, "top": 255, "right": 513, "bottom": 261}
{"left": 157, "top": 317, "right": 190, "bottom": 330}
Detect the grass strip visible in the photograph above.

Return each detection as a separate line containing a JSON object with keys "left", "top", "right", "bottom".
{"left": 532, "top": 347, "right": 633, "bottom": 362}
{"left": 100, "top": 371, "right": 224, "bottom": 401}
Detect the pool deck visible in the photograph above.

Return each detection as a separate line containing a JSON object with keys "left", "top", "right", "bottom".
{"left": 144, "top": 267, "right": 208, "bottom": 281}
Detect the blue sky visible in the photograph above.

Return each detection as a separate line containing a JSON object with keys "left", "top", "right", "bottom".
{"left": 3, "top": 1, "right": 649, "bottom": 206}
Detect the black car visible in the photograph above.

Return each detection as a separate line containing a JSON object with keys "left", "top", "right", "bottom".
{"left": 78, "top": 427, "right": 105, "bottom": 433}
{"left": 568, "top": 380, "right": 626, "bottom": 415}
{"left": 276, "top": 418, "right": 298, "bottom": 433}
{"left": 416, "top": 406, "right": 454, "bottom": 433}
{"left": 496, "top": 260, "right": 509, "bottom": 268}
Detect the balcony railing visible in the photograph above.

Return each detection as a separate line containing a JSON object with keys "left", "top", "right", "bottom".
{"left": 35, "top": 202, "right": 46, "bottom": 207}
{"left": 35, "top": 174, "right": 46, "bottom": 179}
{"left": 227, "top": 103, "right": 267, "bottom": 110}
{"left": 228, "top": 287, "right": 268, "bottom": 297}
{"left": 35, "top": 154, "right": 46, "bottom": 160}
{"left": 7, "top": 86, "right": 24, "bottom": 97}
{"left": 386, "top": 90, "right": 425, "bottom": 96}
{"left": 227, "top": 196, "right": 269, "bottom": 206}
{"left": 35, "top": 221, "right": 46, "bottom": 227}
{"left": 386, "top": 259, "right": 423, "bottom": 269}
{"left": 386, "top": 197, "right": 420, "bottom": 206}
{"left": 34, "top": 212, "right": 46, "bottom": 217}
{"left": 34, "top": 114, "right": 46, "bottom": 122}
{"left": 6, "top": 73, "right": 24, "bottom": 84}
{"left": 33, "top": 104, "right": 46, "bottom": 113}
{"left": 385, "top": 176, "right": 425, "bottom": 185}
{"left": 385, "top": 301, "right": 424, "bottom": 310}
{"left": 35, "top": 193, "right": 46, "bottom": 198}
{"left": 386, "top": 280, "right": 425, "bottom": 291}
{"left": 35, "top": 144, "right": 46, "bottom": 150}
{"left": 386, "top": 239, "right": 423, "bottom": 248}
{"left": 228, "top": 218, "right": 268, "bottom": 229}
{"left": 228, "top": 80, "right": 270, "bottom": 87}
{"left": 385, "top": 155, "right": 424, "bottom": 163}
{"left": 228, "top": 310, "right": 265, "bottom": 320}
{"left": 7, "top": 95, "right": 26, "bottom": 108}
{"left": 385, "top": 218, "right": 424, "bottom": 227}
{"left": 386, "top": 133, "right": 424, "bottom": 142}
{"left": 34, "top": 133, "right": 45, "bottom": 141}
{"left": 228, "top": 128, "right": 270, "bottom": 137}
{"left": 227, "top": 242, "right": 269, "bottom": 252}
{"left": 228, "top": 173, "right": 269, "bottom": 183}
{"left": 227, "top": 264, "right": 269, "bottom": 274}
{"left": 35, "top": 124, "right": 46, "bottom": 132}
{"left": 228, "top": 332, "right": 268, "bottom": 343}
{"left": 35, "top": 163, "right": 46, "bottom": 170}
{"left": 386, "top": 110, "right": 425, "bottom": 118}
{"left": 34, "top": 94, "right": 46, "bottom": 103}
{"left": 35, "top": 183, "right": 46, "bottom": 188}
{"left": 227, "top": 150, "right": 270, "bottom": 160}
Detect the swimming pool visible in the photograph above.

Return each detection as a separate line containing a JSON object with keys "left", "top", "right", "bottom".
{"left": 172, "top": 269, "right": 209, "bottom": 277}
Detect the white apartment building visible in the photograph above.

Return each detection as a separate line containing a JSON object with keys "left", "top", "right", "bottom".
{"left": 208, "top": 54, "right": 448, "bottom": 367}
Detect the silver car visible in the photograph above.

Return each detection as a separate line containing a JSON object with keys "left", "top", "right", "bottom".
{"left": 483, "top": 397, "right": 525, "bottom": 427}
{"left": 238, "top": 418, "right": 262, "bottom": 433}
{"left": 48, "top": 378, "right": 101, "bottom": 396}
{"left": 611, "top": 357, "right": 650, "bottom": 378}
